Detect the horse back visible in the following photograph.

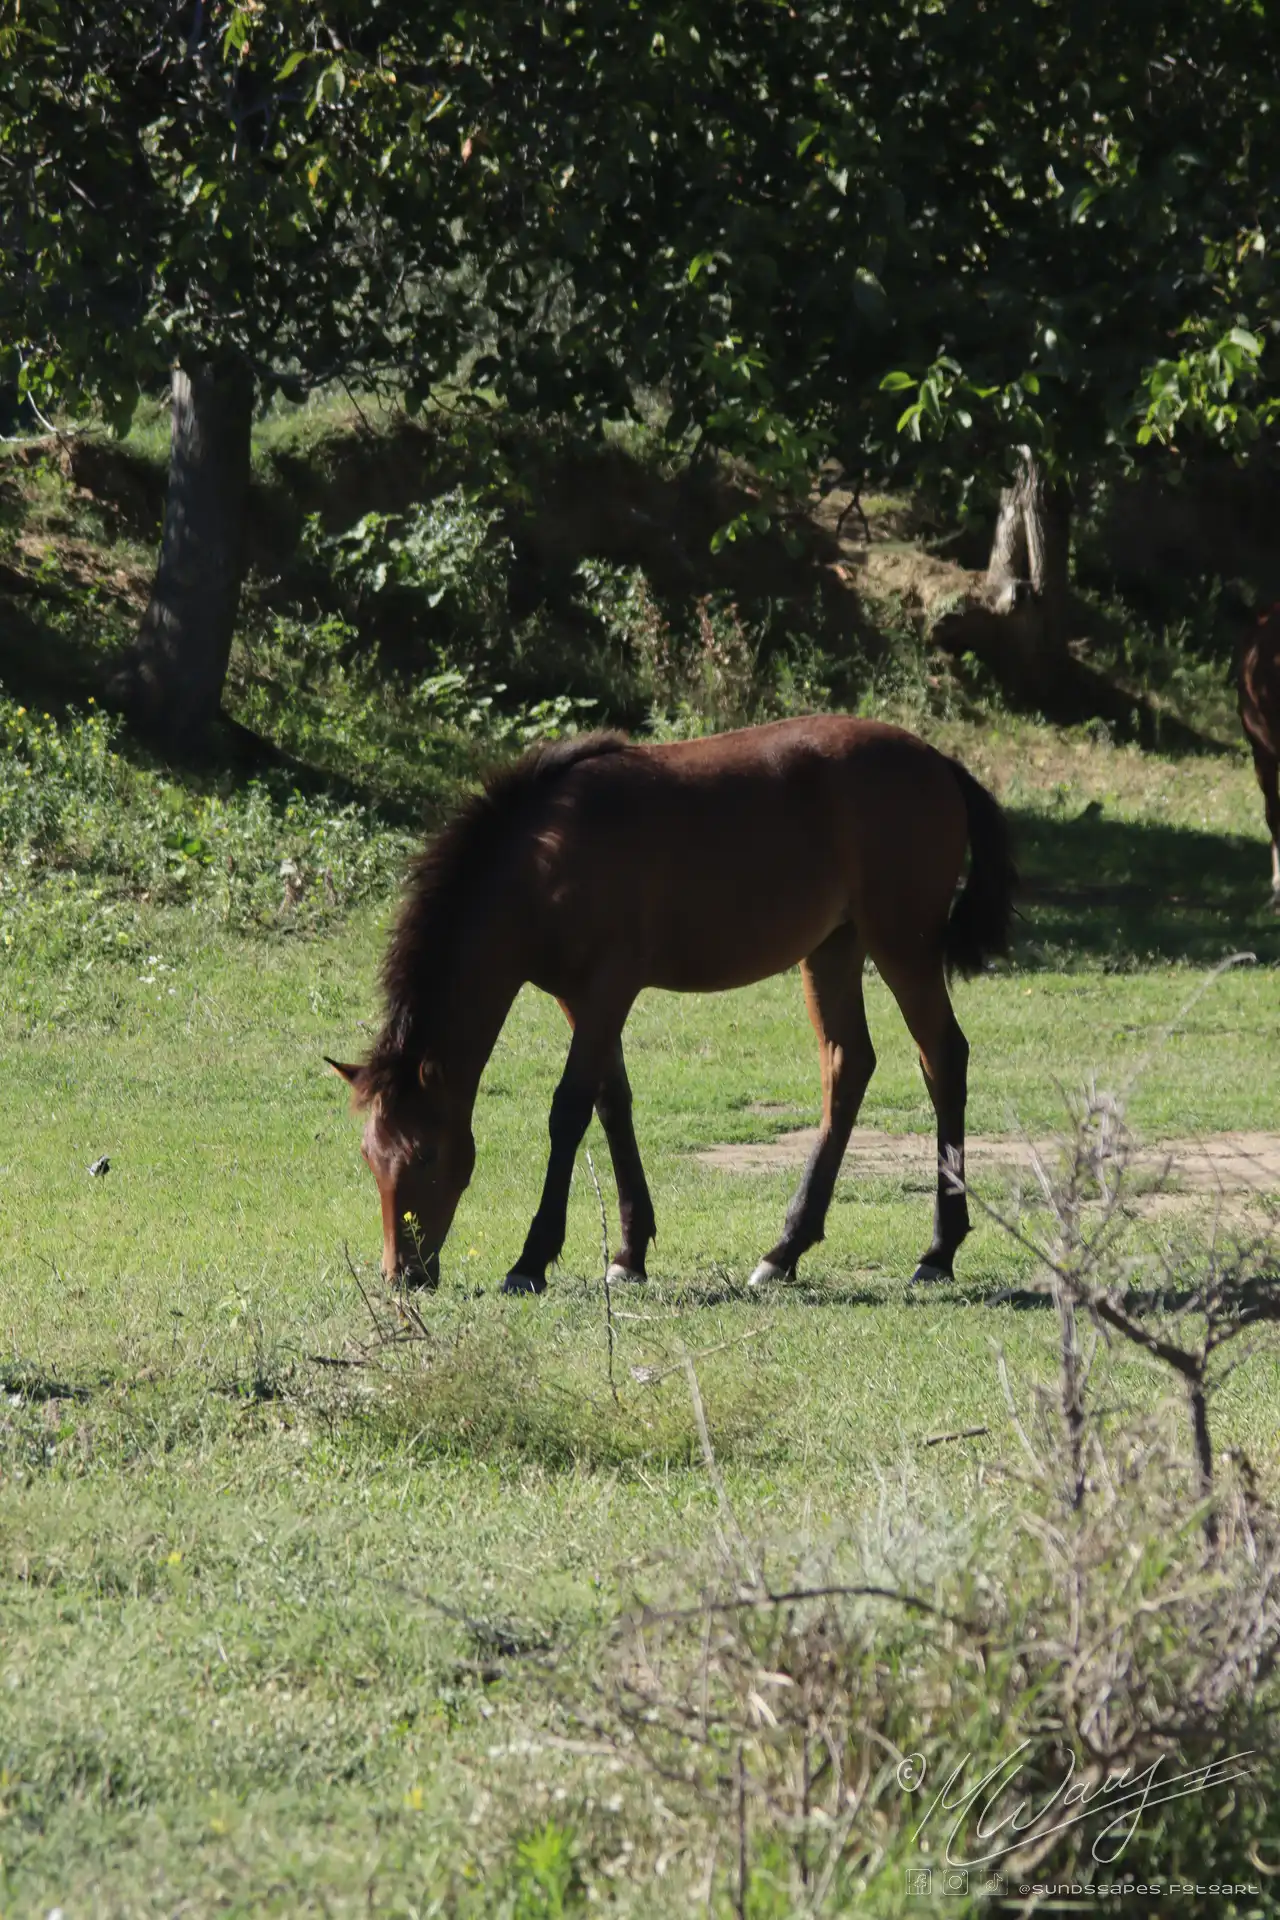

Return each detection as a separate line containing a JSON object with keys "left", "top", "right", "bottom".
{"left": 522, "top": 716, "right": 971, "bottom": 993}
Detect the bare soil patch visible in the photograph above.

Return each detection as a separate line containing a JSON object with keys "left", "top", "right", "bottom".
{"left": 698, "top": 1127, "right": 1280, "bottom": 1198}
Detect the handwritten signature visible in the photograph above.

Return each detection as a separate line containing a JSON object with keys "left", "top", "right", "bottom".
{"left": 895, "top": 1743, "right": 1256, "bottom": 1868}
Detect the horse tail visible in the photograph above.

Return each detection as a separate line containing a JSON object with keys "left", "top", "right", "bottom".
{"left": 943, "top": 759, "right": 1017, "bottom": 982}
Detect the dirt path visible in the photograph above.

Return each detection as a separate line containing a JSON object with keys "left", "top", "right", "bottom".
{"left": 697, "top": 1125, "right": 1280, "bottom": 1196}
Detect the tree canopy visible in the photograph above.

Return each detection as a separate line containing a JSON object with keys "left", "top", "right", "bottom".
{"left": 4, "top": 1, "right": 1277, "bottom": 477}
{"left": 2, "top": 0, "right": 1277, "bottom": 738}
{"left": 0, "top": 1, "right": 514, "bottom": 426}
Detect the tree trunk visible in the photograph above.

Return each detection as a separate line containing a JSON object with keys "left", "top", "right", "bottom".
{"left": 111, "top": 357, "right": 254, "bottom": 752}
{"left": 986, "top": 446, "right": 1072, "bottom": 667}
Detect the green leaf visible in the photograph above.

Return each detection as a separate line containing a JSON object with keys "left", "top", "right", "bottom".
{"left": 879, "top": 370, "right": 915, "bottom": 392}
{"left": 224, "top": 6, "right": 251, "bottom": 57}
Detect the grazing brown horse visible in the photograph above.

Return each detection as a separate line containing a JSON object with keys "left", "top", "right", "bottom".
{"left": 328, "top": 716, "right": 1016, "bottom": 1294}
{"left": 1239, "top": 603, "right": 1280, "bottom": 904}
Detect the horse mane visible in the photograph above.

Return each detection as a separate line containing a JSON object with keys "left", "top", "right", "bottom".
{"left": 362, "top": 731, "right": 631, "bottom": 1098}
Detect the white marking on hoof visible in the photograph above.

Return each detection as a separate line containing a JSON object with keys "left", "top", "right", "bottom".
{"left": 747, "top": 1259, "right": 787, "bottom": 1290}
{"left": 911, "top": 1259, "right": 953, "bottom": 1285}
{"left": 606, "top": 1263, "right": 646, "bottom": 1285}
{"left": 501, "top": 1271, "right": 547, "bottom": 1297}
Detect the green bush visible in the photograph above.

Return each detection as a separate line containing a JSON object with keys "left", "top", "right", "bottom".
{"left": 303, "top": 486, "right": 512, "bottom": 668}
{"left": 0, "top": 688, "right": 412, "bottom": 962}
{"left": 279, "top": 486, "right": 891, "bottom": 738}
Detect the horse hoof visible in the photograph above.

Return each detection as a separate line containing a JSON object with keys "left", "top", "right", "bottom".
{"left": 501, "top": 1271, "right": 547, "bottom": 1296}
{"left": 747, "top": 1259, "right": 787, "bottom": 1290}
{"left": 606, "top": 1262, "right": 646, "bottom": 1285}
{"left": 911, "top": 1259, "right": 953, "bottom": 1285}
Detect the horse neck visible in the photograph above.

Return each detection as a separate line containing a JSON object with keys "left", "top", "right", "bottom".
{"left": 426, "top": 904, "right": 529, "bottom": 1108}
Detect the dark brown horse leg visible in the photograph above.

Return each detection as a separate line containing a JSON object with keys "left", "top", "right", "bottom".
{"left": 879, "top": 957, "right": 971, "bottom": 1284}
{"left": 595, "top": 1040, "right": 657, "bottom": 1282}
{"left": 1251, "top": 744, "right": 1280, "bottom": 902}
{"left": 554, "top": 1004, "right": 655, "bottom": 1281}
{"left": 503, "top": 1000, "right": 632, "bottom": 1295}
{"left": 749, "top": 926, "right": 874, "bottom": 1288}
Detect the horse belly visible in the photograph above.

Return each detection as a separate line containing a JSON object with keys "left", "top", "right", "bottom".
{"left": 644, "top": 855, "right": 843, "bottom": 993}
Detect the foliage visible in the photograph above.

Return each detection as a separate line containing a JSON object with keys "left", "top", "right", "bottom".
{"left": 0, "top": 687, "right": 411, "bottom": 959}
{"left": 424, "top": 0, "right": 1280, "bottom": 516}
{"left": 1137, "top": 325, "right": 1278, "bottom": 452}
{"left": 862, "top": 2, "right": 1280, "bottom": 501}
{"left": 305, "top": 487, "right": 512, "bottom": 646}
{"left": 5, "top": 1, "right": 1276, "bottom": 534}
{"left": 507, "top": 1822, "right": 585, "bottom": 1920}
{"left": 277, "top": 474, "right": 862, "bottom": 737}
{"left": 0, "top": 1, "right": 517, "bottom": 427}
{"left": 0, "top": 647, "right": 613, "bottom": 969}
{"left": 230, "top": 607, "right": 600, "bottom": 807}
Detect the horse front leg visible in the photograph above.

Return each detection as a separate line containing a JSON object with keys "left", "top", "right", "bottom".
{"left": 552, "top": 1007, "right": 656, "bottom": 1283}
{"left": 595, "top": 1038, "right": 656, "bottom": 1283}
{"left": 504, "top": 996, "right": 634, "bottom": 1295}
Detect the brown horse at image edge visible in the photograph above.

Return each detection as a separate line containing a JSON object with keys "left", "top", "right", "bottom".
{"left": 327, "top": 715, "right": 1017, "bottom": 1293}
{"left": 1238, "top": 601, "right": 1280, "bottom": 904}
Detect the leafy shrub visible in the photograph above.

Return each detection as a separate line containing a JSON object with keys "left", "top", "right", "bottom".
{"left": 302, "top": 485, "right": 512, "bottom": 669}
{"left": 229, "top": 607, "right": 599, "bottom": 805}
{"left": 0, "top": 688, "right": 412, "bottom": 962}
{"left": 289, "top": 489, "right": 879, "bottom": 736}
{"left": 570, "top": 561, "right": 846, "bottom": 731}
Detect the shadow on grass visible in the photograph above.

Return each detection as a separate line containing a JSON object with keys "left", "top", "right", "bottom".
{"left": 0, "top": 593, "right": 449, "bottom": 833}
{"left": 0, "top": 1363, "right": 94, "bottom": 1402}
{"left": 649, "top": 1275, "right": 1044, "bottom": 1311}
{"left": 1011, "top": 804, "right": 1280, "bottom": 968}
{"left": 648, "top": 1278, "right": 892, "bottom": 1311}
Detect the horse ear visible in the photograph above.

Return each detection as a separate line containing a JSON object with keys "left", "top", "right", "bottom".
{"left": 324, "top": 1056, "right": 363, "bottom": 1086}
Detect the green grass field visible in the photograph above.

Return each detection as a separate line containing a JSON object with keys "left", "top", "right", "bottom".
{"left": 3, "top": 709, "right": 1280, "bottom": 1916}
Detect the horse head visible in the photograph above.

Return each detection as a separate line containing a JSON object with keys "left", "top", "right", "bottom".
{"left": 327, "top": 1055, "right": 476, "bottom": 1285}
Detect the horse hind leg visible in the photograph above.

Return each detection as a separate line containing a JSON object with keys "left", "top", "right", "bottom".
{"left": 875, "top": 950, "right": 970, "bottom": 1284}
{"left": 750, "top": 925, "right": 875, "bottom": 1288}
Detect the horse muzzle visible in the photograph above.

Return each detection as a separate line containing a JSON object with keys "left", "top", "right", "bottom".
{"left": 388, "top": 1246, "right": 441, "bottom": 1289}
